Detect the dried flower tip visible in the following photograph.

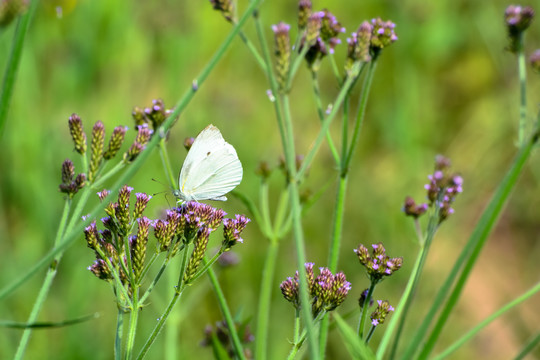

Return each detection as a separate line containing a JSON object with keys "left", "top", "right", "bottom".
{"left": 61, "top": 159, "right": 75, "bottom": 185}
{"left": 104, "top": 126, "right": 127, "bottom": 160}
{"left": 369, "top": 18, "right": 398, "bottom": 56}
{"left": 435, "top": 154, "right": 451, "bottom": 170}
{"left": 359, "top": 288, "right": 374, "bottom": 308}
{"left": 0, "top": 0, "right": 29, "bottom": 28}
{"left": 370, "top": 300, "right": 394, "bottom": 326}
{"left": 184, "top": 137, "right": 195, "bottom": 151}
{"left": 209, "top": 0, "right": 235, "bottom": 23}
{"left": 530, "top": 49, "right": 540, "bottom": 72}
{"left": 303, "top": 37, "right": 328, "bottom": 71}
{"left": 272, "top": 22, "right": 292, "bottom": 92}
{"left": 403, "top": 196, "right": 428, "bottom": 218}
{"left": 97, "top": 189, "right": 111, "bottom": 202}
{"left": 255, "top": 161, "right": 272, "bottom": 180}
{"left": 298, "top": 0, "right": 312, "bottom": 29}
{"left": 88, "top": 121, "right": 105, "bottom": 182}
{"left": 68, "top": 113, "right": 87, "bottom": 155}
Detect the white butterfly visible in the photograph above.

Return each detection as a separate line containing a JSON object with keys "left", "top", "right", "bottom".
{"left": 174, "top": 124, "right": 243, "bottom": 202}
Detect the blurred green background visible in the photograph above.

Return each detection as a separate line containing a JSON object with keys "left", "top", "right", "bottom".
{"left": 1, "top": 0, "right": 540, "bottom": 359}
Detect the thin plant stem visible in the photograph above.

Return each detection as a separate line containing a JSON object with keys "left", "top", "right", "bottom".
{"left": 409, "top": 130, "right": 539, "bottom": 360}
{"left": 273, "top": 190, "right": 290, "bottom": 235}
{"left": 376, "top": 248, "right": 424, "bottom": 359}
{"left": 159, "top": 139, "right": 176, "bottom": 188}
{"left": 297, "top": 67, "right": 359, "bottom": 181}
{"left": 328, "top": 55, "right": 342, "bottom": 84}
{"left": 0, "top": 0, "right": 38, "bottom": 138}
{"left": 238, "top": 30, "right": 267, "bottom": 72}
{"left": 0, "top": 0, "right": 264, "bottom": 303}
{"left": 91, "top": 161, "right": 127, "bottom": 190}
{"left": 514, "top": 330, "right": 540, "bottom": 360}
{"left": 387, "top": 208, "right": 440, "bottom": 359}
{"left": 260, "top": 180, "right": 274, "bottom": 237}
{"left": 433, "top": 281, "right": 540, "bottom": 360}
{"left": 14, "top": 198, "right": 71, "bottom": 360}
{"left": 254, "top": 239, "right": 279, "bottom": 360}
{"left": 365, "top": 325, "right": 376, "bottom": 344}
{"left": 282, "top": 93, "right": 318, "bottom": 359}
{"left": 286, "top": 309, "right": 303, "bottom": 360}
{"left": 517, "top": 34, "right": 527, "bottom": 146}
{"left": 344, "top": 61, "right": 376, "bottom": 171}
{"left": 311, "top": 70, "right": 340, "bottom": 164}
{"left": 136, "top": 247, "right": 190, "bottom": 359}
{"left": 206, "top": 265, "right": 246, "bottom": 360}
{"left": 115, "top": 308, "right": 124, "bottom": 360}
{"left": 125, "top": 287, "right": 140, "bottom": 360}
{"left": 358, "top": 281, "right": 377, "bottom": 339}
{"left": 139, "top": 257, "right": 169, "bottom": 305}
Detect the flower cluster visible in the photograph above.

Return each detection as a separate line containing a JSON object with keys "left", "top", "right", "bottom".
{"left": 404, "top": 155, "right": 463, "bottom": 223}
{"left": 370, "top": 300, "right": 394, "bottom": 327}
{"left": 505, "top": 5, "right": 535, "bottom": 53}
{"left": 354, "top": 243, "right": 403, "bottom": 282}
{"left": 59, "top": 159, "right": 86, "bottom": 197}
{"left": 300, "top": 8, "right": 345, "bottom": 71}
{"left": 369, "top": 18, "right": 398, "bottom": 53}
{"left": 280, "top": 263, "right": 351, "bottom": 317}
{"left": 530, "top": 49, "right": 540, "bottom": 72}
{"left": 85, "top": 189, "right": 250, "bottom": 291}
{"left": 131, "top": 98, "right": 174, "bottom": 132}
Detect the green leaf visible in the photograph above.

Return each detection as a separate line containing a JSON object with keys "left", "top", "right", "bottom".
{"left": 333, "top": 313, "right": 376, "bottom": 360}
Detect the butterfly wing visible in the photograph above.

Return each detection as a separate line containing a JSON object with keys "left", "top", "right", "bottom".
{"left": 178, "top": 125, "right": 243, "bottom": 201}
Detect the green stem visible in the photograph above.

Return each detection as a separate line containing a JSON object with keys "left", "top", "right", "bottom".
{"left": 365, "top": 325, "right": 376, "bottom": 344}
{"left": 0, "top": 0, "right": 264, "bottom": 303}
{"left": 433, "top": 281, "right": 540, "bottom": 360}
{"left": 344, "top": 61, "right": 376, "bottom": 171}
{"left": 282, "top": 93, "right": 318, "bottom": 359}
{"left": 139, "top": 256, "right": 169, "bottom": 305}
{"left": 254, "top": 240, "right": 279, "bottom": 360}
{"left": 273, "top": 190, "right": 290, "bottom": 236}
{"left": 286, "top": 309, "right": 303, "bottom": 360}
{"left": 376, "top": 249, "right": 424, "bottom": 359}
{"left": 238, "top": 30, "right": 267, "bottom": 72}
{"left": 136, "top": 247, "right": 190, "bottom": 359}
{"left": 358, "top": 281, "right": 377, "bottom": 339}
{"left": 91, "top": 161, "right": 127, "bottom": 190}
{"left": 0, "top": 0, "right": 38, "bottom": 138}
{"left": 517, "top": 34, "right": 527, "bottom": 146}
{"left": 388, "top": 209, "right": 440, "bottom": 359}
{"left": 310, "top": 70, "right": 339, "bottom": 164}
{"left": 206, "top": 266, "right": 246, "bottom": 360}
{"left": 125, "top": 287, "right": 140, "bottom": 360}
{"left": 260, "top": 180, "right": 274, "bottom": 238}
{"left": 413, "top": 131, "right": 539, "bottom": 360}
{"left": 514, "top": 330, "right": 540, "bottom": 360}
{"left": 159, "top": 139, "right": 176, "bottom": 189}
{"left": 115, "top": 308, "right": 124, "bottom": 360}
{"left": 14, "top": 198, "right": 71, "bottom": 360}
{"left": 297, "top": 68, "right": 359, "bottom": 181}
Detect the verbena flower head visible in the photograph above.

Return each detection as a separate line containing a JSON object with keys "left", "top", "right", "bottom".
{"left": 272, "top": 22, "right": 291, "bottom": 92}
{"left": 530, "top": 49, "right": 540, "bottom": 72}
{"left": 354, "top": 243, "right": 403, "bottom": 282}
{"left": 124, "top": 124, "right": 153, "bottom": 163}
{"left": 222, "top": 214, "right": 250, "bottom": 250}
{"left": 369, "top": 18, "right": 398, "bottom": 59}
{"left": 104, "top": 126, "right": 127, "bottom": 160}
{"left": 280, "top": 263, "right": 351, "bottom": 317}
{"left": 68, "top": 113, "right": 87, "bottom": 155}
{"left": 132, "top": 98, "right": 174, "bottom": 131}
{"left": 345, "top": 21, "right": 373, "bottom": 76}
{"left": 0, "top": 0, "right": 29, "bottom": 28}
{"left": 209, "top": 0, "right": 235, "bottom": 23}
{"left": 404, "top": 155, "right": 463, "bottom": 223}
{"left": 298, "top": 0, "right": 312, "bottom": 29}
{"left": 505, "top": 5, "right": 534, "bottom": 53}
{"left": 370, "top": 300, "right": 394, "bottom": 326}
{"left": 59, "top": 159, "right": 86, "bottom": 197}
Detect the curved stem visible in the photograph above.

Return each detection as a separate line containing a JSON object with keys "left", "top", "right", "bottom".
{"left": 358, "top": 281, "right": 377, "bottom": 339}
